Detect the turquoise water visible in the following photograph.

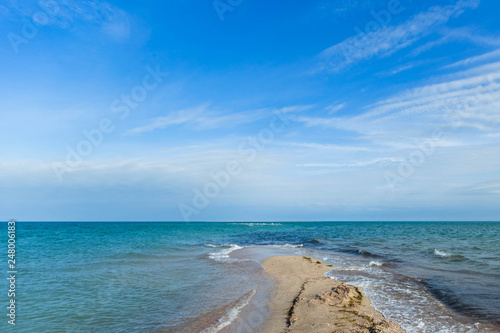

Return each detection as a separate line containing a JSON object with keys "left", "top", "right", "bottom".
{"left": 1, "top": 222, "right": 500, "bottom": 332}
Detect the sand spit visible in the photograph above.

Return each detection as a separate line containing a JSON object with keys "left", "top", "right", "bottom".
{"left": 261, "top": 255, "right": 404, "bottom": 333}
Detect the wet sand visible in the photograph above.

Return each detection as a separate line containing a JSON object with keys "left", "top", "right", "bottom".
{"left": 261, "top": 255, "right": 405, "bottom": 333}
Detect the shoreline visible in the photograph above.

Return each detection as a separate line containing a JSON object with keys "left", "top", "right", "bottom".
{"left": 260, "top": 255, "right": 404, "bottom": 333}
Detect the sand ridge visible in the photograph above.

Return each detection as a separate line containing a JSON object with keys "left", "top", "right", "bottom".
{"left": 261, "top": 255, "right": 404, "bottom": 333}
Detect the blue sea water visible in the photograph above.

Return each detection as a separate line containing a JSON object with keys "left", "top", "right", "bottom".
{"left": 1, "top": 221, "right": 500, "bottom": 332}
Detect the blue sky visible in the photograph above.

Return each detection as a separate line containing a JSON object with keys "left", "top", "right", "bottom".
{"left": 1, "top": 0, "right": 500, "bottom": 221}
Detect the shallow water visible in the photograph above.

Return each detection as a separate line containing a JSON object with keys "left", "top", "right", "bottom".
{"left": 1, "top": 221, "right": 499, "bottom": 332}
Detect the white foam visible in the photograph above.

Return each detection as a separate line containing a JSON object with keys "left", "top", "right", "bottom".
{"left": 326, "top": 268, "right": 486, "bottom": 333}
{"left": 208, "top": 244, "right": 244, "bottom": 262}
{"left": 335, "top": 265, "right": 367, "bottom": 271}
{"left": 369, "top": 261, "right": 383, "bottom": 267}
{"left": 265, "top": 244, "right": 303, "bottom": 248}
{"left": 201, "top": 290, "right": 256, "bottom": 333}
{"left": 434, "top": 249, "right": 452, "bottom": 257}
{"left": 208, "top": 243, "right": 304, "bottom": 263}
{"left": 235, "top": 223, "right": 282, "bottom": 226}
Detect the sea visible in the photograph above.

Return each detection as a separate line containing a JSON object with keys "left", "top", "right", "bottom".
{"left": 2, "top": 221, "right": 500, "bottom": 333}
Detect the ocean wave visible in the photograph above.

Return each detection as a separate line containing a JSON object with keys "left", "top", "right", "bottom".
{"left": 432, "top": 249, "right": 466, "bottom": 259}
{"left": 335, "top": 247, "right": 383, "bottom": 259}
{"left": 434, "top": 249, "right": 452, "bottom": 257}
{"left": 369, "top": 261, "right": 384, "bottom": 267}
{"left": 207, "top": 243, "right": 304, "bottom": 262}
{"left": 232, "top": 222, "right": 282, "bottom": 226}
{"left": 265, "top": 244, "right": 303, "bottom": 248}
{"left": 201, "top": 289, "right": 256, "bottom": 333}
{"left": 335, "top": 266, "right": 367, "bottom": 272}
{"left": 356, "top": 249, "right": 382, "bottom": 258}
{"left": 331, "top": 269, "right": 489, "bottom": 333}
{"left": 208, "top": 244, "right": 245, "bottom": 262}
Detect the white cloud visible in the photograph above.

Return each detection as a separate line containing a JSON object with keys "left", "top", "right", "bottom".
{"left": 124, "top": 104, "right": 311, "bottom": 135}
{"left": 390, "top": 63, "right": 415, "bottom": 75}
{"left": 6, "top": 0, "right": 131, "bottom": 40}
{"left": 124, "top": 104, "right": 208, "bottom": 135}
{"left": 4, "top": 144, "right": 496, "bottom": 215}
{"left": 124, "top": 104, "right": 263, "bottom": 135}
{"left": 325, "top": 103, "right": 346, "bottom": 114}
{"left": 279, "top": 105, "right": 315, "bottom": 113}
{"left": 466, "top": 182, "right": 500, "bottom": 194}
{"left": 411, "top": 28, "right": 500, "bottom": 57}
{"left": 294, "top": 56, "right": 500, "bottom": 151}
{"left": 443, "top": 48, "right": 500, "bottom": 69}
{"left": 282, "top": 141, "right": 369, "bottom": 151}
{"left": 4, "top": 139, "right": 500, "bottom": 221}
{"left": 318, "top": 0, "right": 479, "bottom": 72}
{"left": 297, "top": 157, "right": 404, "bottom": 168}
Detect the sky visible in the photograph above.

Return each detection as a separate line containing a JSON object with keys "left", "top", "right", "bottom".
{"left": 1, "top": 0, "right": 499, "bottom": 221}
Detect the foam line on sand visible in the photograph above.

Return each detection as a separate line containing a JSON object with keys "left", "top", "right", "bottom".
{"left": 261, "top": 255, "right": 405, "bottom": 333}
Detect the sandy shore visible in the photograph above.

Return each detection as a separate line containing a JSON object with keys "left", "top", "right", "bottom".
{"left": 261, "top": 255, "right": 405, "bottom": 333}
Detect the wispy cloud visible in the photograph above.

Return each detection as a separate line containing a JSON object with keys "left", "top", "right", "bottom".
{"left": 297, "top": 157, "right": 404, "bottom": 169}
{"left": 124, "top": 105, "right": 208, "bottom": 135}
{"left": 411, "top": 27, "right": 500, "bottom": 57}
{"left": 124, "top": 104, "right": 307, "bottom": 135}
{"left": 318, "top": 0, "right": 479, "bottom": 72}
{"left": 443, "top": 48, "right": 500, "bottom": 69}
{"left": 325, "top": 103, "right": 346, "bottom": 114}
{"left": 295, "top": 56, "right": 500, "bottom": 150}
{"left": 465, "top": 182, "right": 500, "bottom": 194}
{"left": 390, "top": 63, "right": 415, "bottom": 75}
{"left": 5, "top": 0, "right": 131, "bottom": 40}
{"left": 281, "top": 141, "right": 370, "bottom": 152}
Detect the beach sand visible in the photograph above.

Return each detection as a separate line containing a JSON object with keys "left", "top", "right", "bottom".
{"left": 261, "top": 255, "right": 404, "bottom": 333}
